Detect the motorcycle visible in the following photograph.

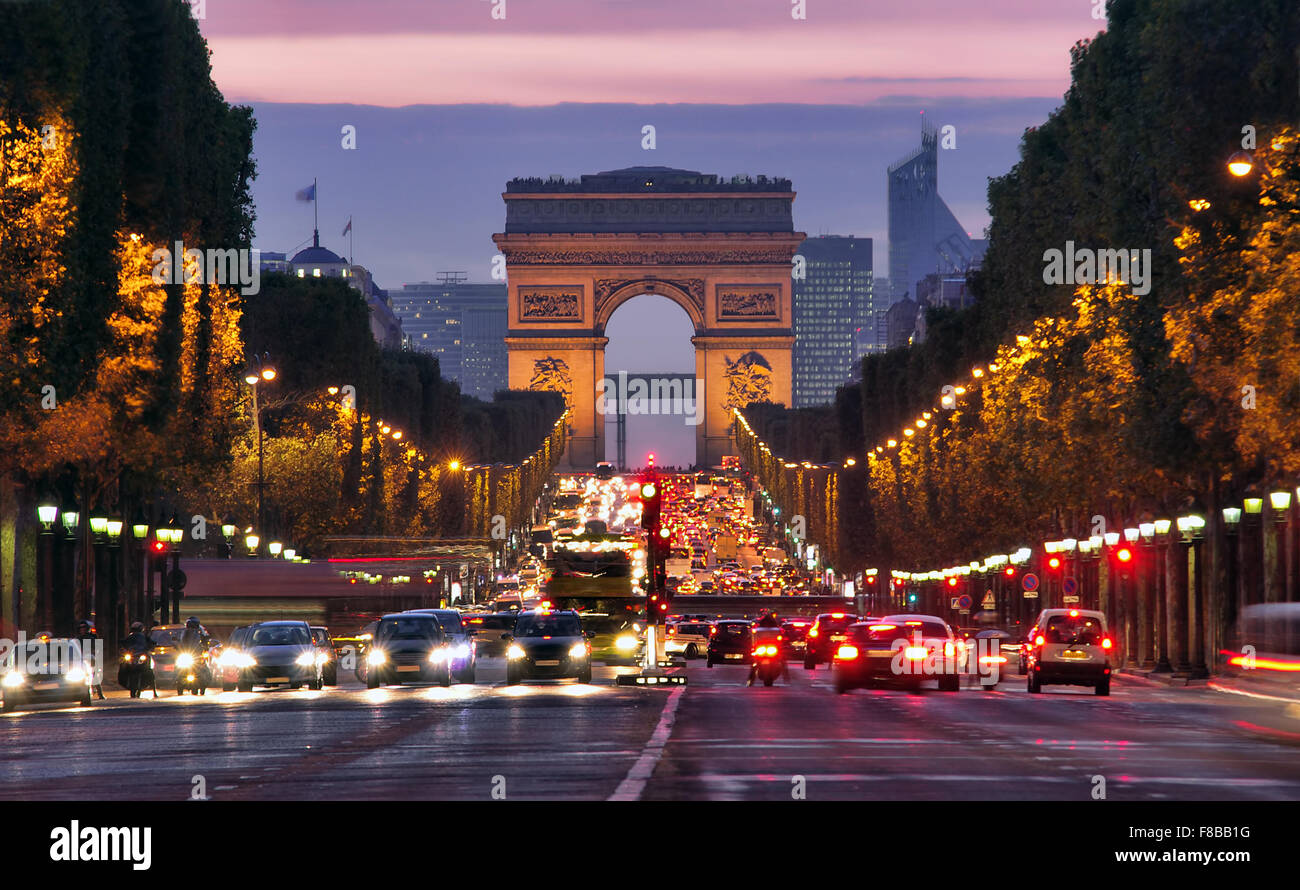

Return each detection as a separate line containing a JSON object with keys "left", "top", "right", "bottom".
{"left": 749, "top": 628, "right": 787, "bottom": 687}
{"left": 119, "top": 650, "right": 156, "bottom": 699}
{"left": 175, "top": 650, "right": 212, "bottom": 695}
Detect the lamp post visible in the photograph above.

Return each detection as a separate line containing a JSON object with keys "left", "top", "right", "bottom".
{"left": 245, "top": 353, "right": 277, "bottom": 557}
{"left": 105, "top": 517, "right": 123, "bottom": 652}
{"left": 1222, "top": 505, "right": 1242, "bottom": 665}
{"left": 57, "top": 500, "right": 80, "bottom": 634}
{"left": 1151, "top": 519, "right": 1173, "bottom": 672}
{"left": 89, "top": 509, "right": 108, "bottom": 634}
{"left": 131, "top": 513, "right": 149, "bottom": 624}
{"left": 36, "top": 500, "right": 58, "bottom": 632}
{"left": 221, "top": 517, "right": 236, "bottom": 559}
{"left": 1178, "top": 513, "right": 1207, "bottom": 676}
{"left": 1267, "top": 490, "right": 1291, "bottom": 603}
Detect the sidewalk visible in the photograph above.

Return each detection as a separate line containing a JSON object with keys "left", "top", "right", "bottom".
{"left": 1119, "top": 667, "right": 1300, "bottom": 704}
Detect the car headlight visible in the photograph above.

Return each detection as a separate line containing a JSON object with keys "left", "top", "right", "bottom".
{"left": 451, "top": 644, "right": 470, "bottom": 660}
{"left": 366, "top": 649, "right": 387, "bottom": 666}
{"left": 507, "top": 644, "right": 525, "bottom": 660}
{"left": 3, "top": 671, "right": 24, "bottom": 688}
{"left": 296, "top": 652, "right": 317, "bottom": 667}
{"left": 615, "top": 635, "right": 638, "bottom": 651}
{"left": 176, "top": 653, "right": 194, "bottom": 669}
{"left": 234, "top": 653, "right": 255, "bottom": 668}
{"left": 568, "top": 642, "right": 588, "bottom": 659}
{"left": 428, "top": 648, "right": 447, "bottom": 663}
{"left": 65, "top": 667, "right": 86, "bottom": 684}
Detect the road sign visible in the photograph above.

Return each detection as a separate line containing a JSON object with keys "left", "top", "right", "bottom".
{"left": 959, "top": 609, "right": 970, "bottom": 616}
{"left": 1023, "top": 590, "right": 1039, "bottom": 599}
{"left": 981, "top": 591, "right": 996, "bottom": 609}
{"left": 957, "top": 594, "right": 972, "bottom": 610}
{"left": 165, "top": 568, "right": 187, "bottom": 592}
{"left": 1062, "top": 577, "right": 1078, "bottom": 596}
{"left": 950, "top": 597, "right": 960, "bottom": 610}
{"left": 1022, "top": 573, "right": 1039, "bottom": 592}
{"left": 1062, "top": 595, "right": 1081, "bottom": 604}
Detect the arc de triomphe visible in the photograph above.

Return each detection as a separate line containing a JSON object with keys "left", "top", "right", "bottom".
{"left": 493, "top": 166, "right": 803, "bottom": 469}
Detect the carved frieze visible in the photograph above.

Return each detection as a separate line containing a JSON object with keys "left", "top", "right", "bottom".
{"left": 519, "top": 286, "right": 583, "bottom": 321}
{"left": 717, "top": 285, "right": 781, "bottom": 319}
{"left": 506, "top": 249, "right": 793, "bottom": 266}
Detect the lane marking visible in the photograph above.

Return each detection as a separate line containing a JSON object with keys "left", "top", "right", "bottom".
{"left": 608, "top": 686, "right": 685, "bottom": 801}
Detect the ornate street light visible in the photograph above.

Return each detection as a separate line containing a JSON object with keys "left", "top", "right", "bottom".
{"left": 1153, "top": 519, "right": 1172, "bottom": 541}
{"left": 1269, "top": 490, "right": 1292, "bottom": 520}
{"left": 1061, "top": 538, "right": 1078, "bottom": 554}
{"left": 1243, "top": 497, "right": 1264, "bottom": 517}
{"left": 244, "top": 532, "right": 260, "bottom": 556}
{"left": 1124, "top": 527, "right": 1141, "bottom": 544}
{"left": 37, "top": 501, "right": 58, "bottom": 530}
{"left": 268, "top": 541, "right": 283, "bottom": 557}
{"left": 1222, "top": 506, "right": 1242, "bottom": 532}
{"left": 1138, "top": 522, "right": 1155, "bottom": 543}
{"left": 282, "top": 548, "right": 296, "bottom": 561}
{"left": 106, "top": 518, "right": 123, "bottom": 543}
{"left": 89, "top": 513, "right": 109, "bottom": 538}
{"left": 62, "top": 502, "right": 80, "bottom": 538}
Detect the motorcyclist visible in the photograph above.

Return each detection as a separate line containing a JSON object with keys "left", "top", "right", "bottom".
{"left": 119, "top": 621, "right": 156, "bottom": 698}
{"left": 747, "top": 610, "right": 789, "bottom": 686}
{"left": 75, "top": 619, "right": 106, "bottom": 700}
{"left": 178, "top": 616, "right": 207, "bottom": 653}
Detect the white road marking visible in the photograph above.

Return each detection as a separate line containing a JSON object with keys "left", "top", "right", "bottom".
{"left": 608, "top": 686, "right": 685, "bottom": 801}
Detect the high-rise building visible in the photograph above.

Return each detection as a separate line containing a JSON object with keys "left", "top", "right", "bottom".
{"left": 389, "top": 276, "right": 507, "bottom": 399}
{"left": 887, "top": 121, "right": 985, "bottom": 303}
{"left": 792, "top": 235, "right": 875, "bottom": 407}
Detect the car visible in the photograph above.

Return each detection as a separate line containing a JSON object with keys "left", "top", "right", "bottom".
{"left": 803, "top": 612, "right": 861, "bottom": 669}
{"left": 310, "top": 626, "right": 339, "bottom": 686}
{"left": 144, "top": 623, "right": 214, "bottom": 687}
{"left": 403, "top": 609, "right": 477, "bottom": 682}
{"left": 832, "top": 615, "right": 963, "bottom": 693}
{"left": 706, "top": 620, "right": 752, "bottom": 666}
{"left": 666, "top": 621, "right": 711, "bottom": 659}
{"left": 779, "top": 620, "right": 811, "bottom": 657}
{"left": 464, "top": 612, "right": 518, "bottom": 656}
{"left": 219, "top": 626, "right": 252, "bottom": 691}
{"left": 233, "top": 621, "right": 324, "bottom": 691}
{"left": 366, "top": 613, "right": 454, "bottom": 688}
{"left": 505, "top": 609, "right": 594, "bottom": 684}
{"left": 584, "top": 613, "right": 645, "bottom": 664}
{"left": 1, "top": 637, "right": 93, "bottom": 711}
{"left": 1025, "top": 608, "right": 1113, "bottom": 695}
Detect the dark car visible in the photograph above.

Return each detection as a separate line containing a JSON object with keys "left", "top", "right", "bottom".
{"left": 404, "top": 609, "right": 476, "bottom": 683}
{"left": 310, "top": 626, "right": 339, "bottom": 686}
{"left": 833, "top": 616, "right": 963, "bottom": 693}
{"left": 1, "top": 638, "right": 93, "bottom": 711}
{"left": 235, "top": 621, "right": 323, "bottom": 691}
{"left": 366, "top": 613, "right": 453, "bottom": 688}
{"left": 505, "top": 609, "right": 593, "bottom": 684}
{"left": 803, "top": 612, "right": 861, "bottom": 669}
{"left": 779, "top": 620, "right": 811, "bottom": 657}
{"left": 146, "top": 623, "right": 210, "bottom": 686}
{"left": 464, "top": 612, "right": 518, "bottom": 656}
{"left": 706, "top": 620, "right": 752, "bottom": 667}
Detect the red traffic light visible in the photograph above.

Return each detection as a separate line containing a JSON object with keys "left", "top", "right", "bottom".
{"left": 640, "top": 482, "right": 656, "bottom": 499}
{"left": 947, "top": 577, "right": 958, "bottom": 588}
{"left": 1116, "top": 548, "right": 1133, "bottom": 563}
{"left": 1048, "top": 557, "right": 1061, "bottom": 569}
{"left": 647, "top": 453, "right": 655, "bottom": 466}
{"left": 658, "top": 526, "right": 670, "bottom": 538}
{"left": 1004, "top": 567, "right": 1016, "bottom": 577}
{"left": 151, "top": 540, "right": 166, "bottom": 553}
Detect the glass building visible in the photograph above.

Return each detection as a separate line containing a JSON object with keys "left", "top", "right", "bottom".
{"left": 389, "top": 280, "right": 507, "bottom": 399}
{"left": 792, "top": 235, "right": 875, "bottom": 407}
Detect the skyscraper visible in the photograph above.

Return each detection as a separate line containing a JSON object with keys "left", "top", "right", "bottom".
{"left": 792, "top": 235, "right": 875, "bottom": 407}
{"left": 887, "top": 120, "right": 985, "bottom": 303}
{"left": 389, "top": 277, "right": 507, "bottom": 399}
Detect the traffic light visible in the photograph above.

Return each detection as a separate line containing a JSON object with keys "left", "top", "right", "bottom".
{"left": 1047, "top": 556, "right": 1062, "bottom": 570}
{"left": 947, "top": 577, "right": 959, "bottom": 588}
{"left": 150, "top": 538, "right": 168, "bottom": 571}
{"left": 639, "top": 480, "right": 661, "bottom": 533}
{"left": 907, "top": 592, "right": 918, "bottom": 605}
{"left": 1115, "top": 547, "right": 1133, "bottom": 564}
{"left": 1004, "top": 566, "right": 1016, "bottom": 578}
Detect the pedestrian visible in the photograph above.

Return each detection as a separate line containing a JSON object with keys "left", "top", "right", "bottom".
{"left": 75, "top": 620, "right": 107, "bottom": 700}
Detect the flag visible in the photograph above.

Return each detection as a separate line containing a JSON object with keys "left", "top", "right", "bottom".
{"left": 295, "top": 183, "right": 316, "bottom": 201}
{"left": 342, "top": 218, "right": 352, "bottom": 237}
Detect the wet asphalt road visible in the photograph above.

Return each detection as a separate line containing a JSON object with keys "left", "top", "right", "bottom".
{"left": 3, "top": 659, "right": 1299, "bottom": 801}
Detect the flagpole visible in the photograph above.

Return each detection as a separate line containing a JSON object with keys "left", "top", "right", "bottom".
{"left": 314, "top": 177, "right": 319, "bottom": 239}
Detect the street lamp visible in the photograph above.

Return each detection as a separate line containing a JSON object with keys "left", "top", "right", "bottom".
{"left": 244, "top": 532, "right": 260, "bottom": 556}
{"left": 1227, "top": 150, "right": 1254, "bottom": 177}
{"left": 268, "top": 541, "right": 283, "bottom": 557}
{"left": 37, "top": 501, "right": 58, "bottom": 530}
{"left": 62, "top": 502, "right": 80, "bottom": 539}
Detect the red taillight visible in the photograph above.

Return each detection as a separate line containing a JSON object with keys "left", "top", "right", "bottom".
{"left": 905, "top": 646, "right": 927, "bottom": 660}
{"left": 943, "top": 641, "right": 955, "bottom": 657}
{"left": 808, "top": 628, "right": 819, "bottom": 638}
{"left": 668, "top": 627, "right": 676, "bottom": 635}
{"left": 1034, "top": 635, "right": 1045, "bottom": 647}
{"left": 835, "top": 644, "right": 859, "bottom": 660}
{"left": 709, "top": 627, "right": 717, "bottom": 635}
{"left": 1102, "top": 638, "right": 1113, "bottom": 649}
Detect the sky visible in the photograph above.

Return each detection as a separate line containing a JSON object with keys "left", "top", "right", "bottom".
{"left": 196, "top": 0, "right": 1104, "bottom": 465}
